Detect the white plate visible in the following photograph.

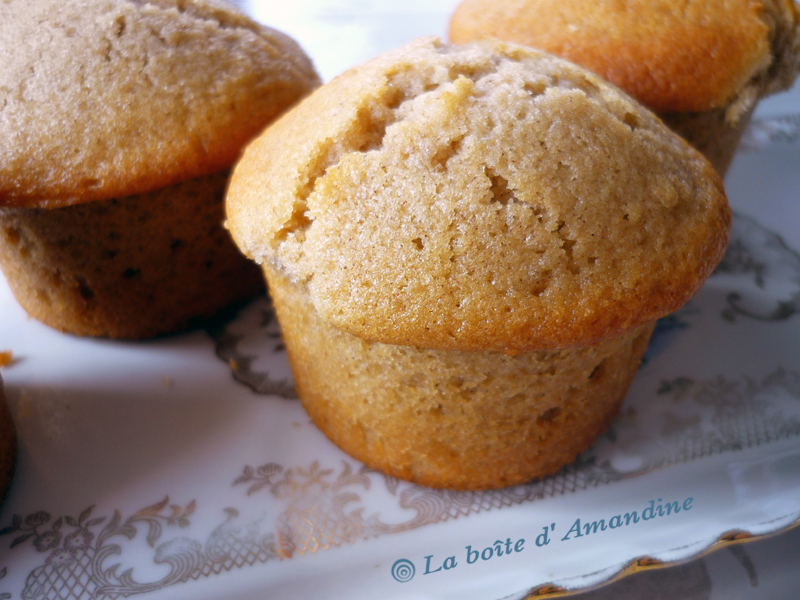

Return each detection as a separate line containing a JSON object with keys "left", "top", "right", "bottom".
{"left": 2, "top": 3, "right": 800, "bottom": 599}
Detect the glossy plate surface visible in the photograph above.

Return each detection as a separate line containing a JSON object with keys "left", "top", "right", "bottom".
{"left": 1, "top": 2, "right": 800, "bottom": 599}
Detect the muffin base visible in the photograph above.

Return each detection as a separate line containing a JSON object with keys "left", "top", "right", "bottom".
{"left": 265, "top": 266, "right": 655, "bottom": 490}
{"left": 0, "top": 171, "right": 264, "bottom": 339}
{"left": 0, "top": 377, "right": 16, "bottom": 505}
{"left": 658, "top": 104, "right": 756, "bottom": 177}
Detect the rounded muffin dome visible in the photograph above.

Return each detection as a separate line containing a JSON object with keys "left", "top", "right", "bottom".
{"left": 0, "top": 0, "right": 320, "bottom": 207}
{"left": 449, "top": 0, "right": 800, "bottom": 114}
{"left": 226, "top": 37, "right": 730, "bottom": 353}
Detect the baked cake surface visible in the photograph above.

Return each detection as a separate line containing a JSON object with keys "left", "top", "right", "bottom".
{"left": 449, "top": 0, "right": 800, "bottom": 116}
{"left": 0, "top": 0, "right": 319, "bottom": 338}
{"left": 0, "top": 0, "right": 320, "bottom": 207}
{"left": 266, "top": 263, "right": 656, "bottom": 489}
{"left": 227, "top": 37, "right": 730, "bottom": 354}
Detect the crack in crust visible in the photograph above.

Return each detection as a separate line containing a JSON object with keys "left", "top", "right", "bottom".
{"left": 274, "top": 52, "right": 564, "bottom": 254}
{"left": 227, "top": 38, "right": 730, "bottom": 353}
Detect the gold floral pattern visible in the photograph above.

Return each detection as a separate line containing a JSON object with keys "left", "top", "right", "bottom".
{"left": 2, "top": 196, "right": 800, "bottom": 599}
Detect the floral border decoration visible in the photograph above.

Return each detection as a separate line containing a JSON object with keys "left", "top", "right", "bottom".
{"left": 0, "top": 498, "right": 279, "bottom": 600}
{"left": 3, "top": 200, "right": 800, "bottom": 598}
{"left": 714, "top": 213, "right": 800, "bottom": 323}
{"left": 1, "top": 364, "right": 799, "bottom": 599}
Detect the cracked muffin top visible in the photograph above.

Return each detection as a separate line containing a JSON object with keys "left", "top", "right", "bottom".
{"left": 0, "top": 0, "right": 320, "bottom": 208}
{"left": 449, "top": 0, "right": 800, "bottom": 116}
{"left": 226, "top": 38, "right": 730, "bottom": 353}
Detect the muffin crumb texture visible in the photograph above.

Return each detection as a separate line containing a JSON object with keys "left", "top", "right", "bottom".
{"left": 449, "top": 0, "right": 800, "bottom": 115}
{"left": 0, "top": 0, "right": 320, "bottom": 206}
{"left": 447, "top": 0, "right": 800, "bottom": 175}
{"left": 267, "top": 264, "right": 655, "bottom": 490}
{"left": 228, "top": 38, "right": 730, "bottom": 353}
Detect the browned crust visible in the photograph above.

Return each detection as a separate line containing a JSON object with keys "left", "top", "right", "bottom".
{"left": 266, "top": 265, "right": 654, "bottom": 490}
{"left": 0, "top": 0, "right": 320, "bottom": 208}
{"left": 0, "top": 170, "right": 264, "bottom": 338}
{"left": 449, "top": 0, "right": 799, "bottom": 113}
{"left": 227, "top": 38, "right": 730, "bottom": 353}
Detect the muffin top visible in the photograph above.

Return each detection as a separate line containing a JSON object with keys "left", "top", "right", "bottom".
{"left": 449, "top": 0, "right": 800, "bottom": 115}
{"left": 0, "top": 0, "right": 320, "bottom": 208}
{"left": 226, "top": 38, "right": 730, "bottom": 354}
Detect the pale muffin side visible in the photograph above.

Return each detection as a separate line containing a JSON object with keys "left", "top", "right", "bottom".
{"left": 0, "top": 172, "right": 263, "bottom": 338}
{"left": 267, "top": 264, "right": 655, "bottom": 489}
{"left": 228, "top": 38, "right": 729, "bottom": 353}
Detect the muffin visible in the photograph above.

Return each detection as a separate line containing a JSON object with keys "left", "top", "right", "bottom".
{"left": 449, "top": 0, "right": 800, "bottom": 176}
{"left": 226, "top": 38, "right": 730, "bottom": 490}
{"left": 0, "top": 0, "right": 320, "bottom": 338}
{"left": 0, "top": 375, "right": 16, "bottom": 504}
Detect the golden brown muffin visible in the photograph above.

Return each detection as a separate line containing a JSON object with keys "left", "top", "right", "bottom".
{"left": 449, "top": 0, "right": 800, "bottom": 175}
{"left": 226, "top": 38, "right": 730, "bottom": 489}
{"left": 0, "top": 0, "right": 320, "bottom": 338}
{"left": 266, "top": 264, "right": 656, "bottom": 489}
{"left": 0, "top": 375, "right": 16, "bottom": 504}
